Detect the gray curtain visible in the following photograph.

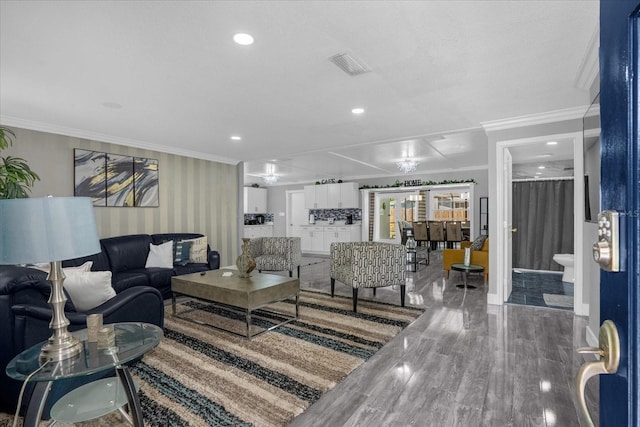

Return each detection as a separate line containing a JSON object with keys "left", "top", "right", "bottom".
{"left": 512, "top": 179, "right": 574, "bottom": 270}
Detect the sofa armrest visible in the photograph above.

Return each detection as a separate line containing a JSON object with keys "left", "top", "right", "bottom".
{"left": 207, "top": 249, "right": 220, "bottom": 270}
{"left": 12, "top": 286, "right": 164, "bottom": 349}
{"left": 286, "top": 238, "right": 302, "bottom": 266}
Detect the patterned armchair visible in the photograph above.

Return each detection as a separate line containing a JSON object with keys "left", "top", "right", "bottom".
{"left": 330, "top": 242, "right": 407, "bottom": 312}
{"left": 250, "top": 237, "right": 302, "bottom": 278}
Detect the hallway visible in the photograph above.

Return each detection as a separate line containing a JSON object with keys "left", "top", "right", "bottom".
{"left": 288, "top": 252, "right": 597, "bottom": 426}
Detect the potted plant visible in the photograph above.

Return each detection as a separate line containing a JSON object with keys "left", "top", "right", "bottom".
{"left": 0, "top": 126, "right": 40, "bottom": 198}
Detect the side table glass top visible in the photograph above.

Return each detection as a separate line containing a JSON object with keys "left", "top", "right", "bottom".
{"left": 451, "top": 263, "right": 484, "bottom": 272}
{"left": 7, "top": 322, "right": 163, "bottom": 382}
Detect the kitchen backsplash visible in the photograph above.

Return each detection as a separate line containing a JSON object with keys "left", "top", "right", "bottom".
{"left": 309, "top": 208, "right": 361, "bottom": 222}
{"left": 244, "top": 213, "right": 274, "bottom": 223}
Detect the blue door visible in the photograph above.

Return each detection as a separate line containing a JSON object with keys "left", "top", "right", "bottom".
{"left": 598, "top": 1, "right": 640, "bottom": 425}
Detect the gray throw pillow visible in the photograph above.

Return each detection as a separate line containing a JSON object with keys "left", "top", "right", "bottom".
{"left": 469, "top": 235, "right": 488, "bottom": 251}
{"left": 173, "top": 241, "right": 192, "bottom": 266}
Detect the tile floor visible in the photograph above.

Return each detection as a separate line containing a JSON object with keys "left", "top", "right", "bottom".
{"left": 509, "top": 270, "right": 574, "bottom": 310}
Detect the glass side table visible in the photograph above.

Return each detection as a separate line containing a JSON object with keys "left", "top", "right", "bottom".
{"left": 6, "top": 322, "right": 163, "bottom": 427}
{"left": 451, "top": 263, "right": 484, "bottom": 289}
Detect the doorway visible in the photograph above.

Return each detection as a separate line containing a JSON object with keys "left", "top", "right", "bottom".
{"left": 373, "top": 191, "right": 419, "bottom": 243}
{"left": 286, "top": 190, "right": 307, "bottom": 238}
{"left": 492, "top": 131, "right": 587, "bottom": 315}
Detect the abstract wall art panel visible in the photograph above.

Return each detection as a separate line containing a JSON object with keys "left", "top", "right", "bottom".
{"left": 134, "top": 157, "right": 159, "bottom": 207}
{"left": 106, "top": 154, "right": 134, "bottom": 207}
{"left": 74, "top": 149, "right": 107, "bottom": 206}
{"left": 74, "top": 149, "right": 159, "bottom": 208}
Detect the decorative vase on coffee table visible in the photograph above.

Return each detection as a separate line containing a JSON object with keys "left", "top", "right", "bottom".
{"left": 236, "top": 238, "right": 256, "bottom": 278}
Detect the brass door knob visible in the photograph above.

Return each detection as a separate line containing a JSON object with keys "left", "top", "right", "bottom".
{"left": 575, "top": 320, "right": 620, "bottom": 426}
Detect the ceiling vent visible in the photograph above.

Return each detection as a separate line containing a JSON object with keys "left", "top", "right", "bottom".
{"left": 329, "top": 52, "right": 371, "bottom": 76}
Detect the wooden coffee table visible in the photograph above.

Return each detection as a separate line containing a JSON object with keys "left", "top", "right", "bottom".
{"left": 171, "top": 269, "right": 300, "bottom": 339}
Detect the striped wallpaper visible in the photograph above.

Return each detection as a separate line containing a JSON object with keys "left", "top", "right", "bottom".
{"left": 6, "top": 128, "right": 239, "bottom": 266}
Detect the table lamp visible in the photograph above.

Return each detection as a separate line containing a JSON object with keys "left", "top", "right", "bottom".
{"left": 0, "top": 196, "right": 101, "bottom": 362}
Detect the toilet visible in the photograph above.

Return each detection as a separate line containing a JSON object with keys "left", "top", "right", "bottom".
{"left": 553, "top": 254, "right": 575, "bottom": 283}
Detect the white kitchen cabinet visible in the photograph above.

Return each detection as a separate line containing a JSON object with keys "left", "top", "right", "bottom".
{"left": 301, "top": 226, "right": 324, "bottom": 252}
{"left": 243, "top": 225, "right": 273, "bottom": 239}
{"left": 337, "top": 182, "right": 360, "bottom": 208}
{"left": 243, "top": 187, "right": 267, "bottom": 213}
{"left": 304, "top": 182, "right": 359, "bottom": 209}
{"left": 323, "top": 226, "right": 358, "bottom": 252}
{"left": 304, "top": 185, "right": 328, "bottom": 209}
{"left": 301, "top": 225, "right": 360, "bottom": 254}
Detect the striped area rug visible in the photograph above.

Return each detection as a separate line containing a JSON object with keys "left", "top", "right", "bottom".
{"left": 0, "top": 290, "right": 422, "bottom": 427}
{"left": 134, "top": 290, "right": 422, "bottom": 426}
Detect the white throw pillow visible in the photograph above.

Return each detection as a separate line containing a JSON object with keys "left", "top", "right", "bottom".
{"left": 31, "top": 261, "right": 93, "bottom": 274}
{"left": 145, "top": 240, "right": 174, "bottom": 268}
{"left": 63, "top": 271, "right": 116, "bottom": 312}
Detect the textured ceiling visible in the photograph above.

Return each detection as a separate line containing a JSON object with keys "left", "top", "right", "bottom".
{"left": 0, "top": 1, "right": 599, "bottom": 185}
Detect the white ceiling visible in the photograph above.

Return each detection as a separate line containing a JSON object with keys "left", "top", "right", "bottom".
{"left": 0, "top": 1, "right": 599, "bottom": 186}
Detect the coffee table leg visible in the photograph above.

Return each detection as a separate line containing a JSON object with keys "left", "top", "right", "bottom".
{"left": 296, "top": 294, "right": 299, "bottom": 319}
{"left": 246, "top": 309, "right": 252, "bottom": 340}
{"left": 172, "top": 293, "right": 176, "bottom": 315}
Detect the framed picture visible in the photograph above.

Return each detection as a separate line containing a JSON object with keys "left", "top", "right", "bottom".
{"left": 74, "top": 149, "right": 107, "bottom": 206}
{"left": 134, "top": 157, "right": 159, "bottom": 207}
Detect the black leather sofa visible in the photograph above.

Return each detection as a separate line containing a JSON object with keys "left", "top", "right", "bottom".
{"left": 63, "top": 233, "right": 220, "bottom": 299}
{"left": 0, "top": 232, "right": 220, "bottom": 414}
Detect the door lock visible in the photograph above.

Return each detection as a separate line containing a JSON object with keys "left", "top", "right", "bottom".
{"left": 592, "top": 210, "right": 620, "bottom": 271}
{"left": 575, "top": 320, "right": 620, "bottom": 427}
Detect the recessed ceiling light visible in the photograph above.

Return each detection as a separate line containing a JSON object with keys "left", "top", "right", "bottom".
{"left": 538, "top": 153, "right": 553, "bottom": 157}
{"left": 102, "top": 101, "right": 122, "bottom": 109}
{"left": 536, "top": 172, "right": 542, "bottom": 175}
{"left": 546, "top": 141, "right": 558, "bottom": 145}
{"left": 351, "top": 108, "right": 365, "bottom": 115}
{"left": 538, "top": 166, "right": 546, "bottom": 169}
{"left": 233, "top": 33, "right": 254, "bottom": 45}
{"left": 231, "top": 136, "right": 242, "bottom": 141}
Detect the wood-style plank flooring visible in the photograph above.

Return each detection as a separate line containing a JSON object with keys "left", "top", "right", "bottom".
{"left": 288, "top": 251, "right": 599, "bottom": 427}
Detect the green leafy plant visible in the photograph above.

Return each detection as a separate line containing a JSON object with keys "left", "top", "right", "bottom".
{"left": 0, "top": 126, "right": 40, "bottom": 198}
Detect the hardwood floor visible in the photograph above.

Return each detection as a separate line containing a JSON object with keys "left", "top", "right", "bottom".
{"left": 287, "top": 251, "right": 598, "bottom": 427}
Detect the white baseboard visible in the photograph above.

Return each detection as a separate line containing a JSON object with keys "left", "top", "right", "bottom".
{"left": 575, "top": 302, "right": 589, "bottom": 316}
{"left": 487, "top": 292, "right": 502, "bottom": 305}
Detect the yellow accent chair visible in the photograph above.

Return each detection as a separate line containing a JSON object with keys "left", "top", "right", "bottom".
{"left": 443, "top": 237, "right": 489, "bottom": 283}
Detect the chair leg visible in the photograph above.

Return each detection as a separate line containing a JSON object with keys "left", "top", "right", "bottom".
{"left": 297, "top": 265, "right": 300, "bottom": 278}
{"left": 289, "top": 270, "right": 293, "bottom": 277}
{"left": 400, "top": 284, "right": 406, "bottom": 307}
{"left": 331, "top": 278, "right": 335, "bottom": 297}
{"left": 373, "top": 288, "right": 377, "bottom": 297}
{"left": 258, "top": 270, "right": 262, "bottom": 273}
{"left": 352, "top": 288, "right": 358, "bottom": 312}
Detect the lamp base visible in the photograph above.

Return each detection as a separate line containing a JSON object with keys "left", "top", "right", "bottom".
{"left": 39, "top": 260, "right": 84, "bottom": 362}
{"left": 39, "top": 335, "right": 83, "bottom": 362}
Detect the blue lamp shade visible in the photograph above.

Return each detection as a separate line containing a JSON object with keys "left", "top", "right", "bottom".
{"left": 0, "top": 197, "right": 101, "bottom": 264}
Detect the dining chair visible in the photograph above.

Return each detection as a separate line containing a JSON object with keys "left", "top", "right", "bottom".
{"left": 427, "top": 221, "right": 445, "bottom": 251}
{"left": 445, "top": 221, "right": 463, "bottom": 249}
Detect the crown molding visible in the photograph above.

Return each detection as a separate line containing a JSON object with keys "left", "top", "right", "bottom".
{"left": 575, "top": 26, "right": 600, "bottom": 91}
{"left": 480, "top": 106, "right": 590, "bottom": 132}
{"left": 0, "top": 115, "right": 240, "bottom": 165}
